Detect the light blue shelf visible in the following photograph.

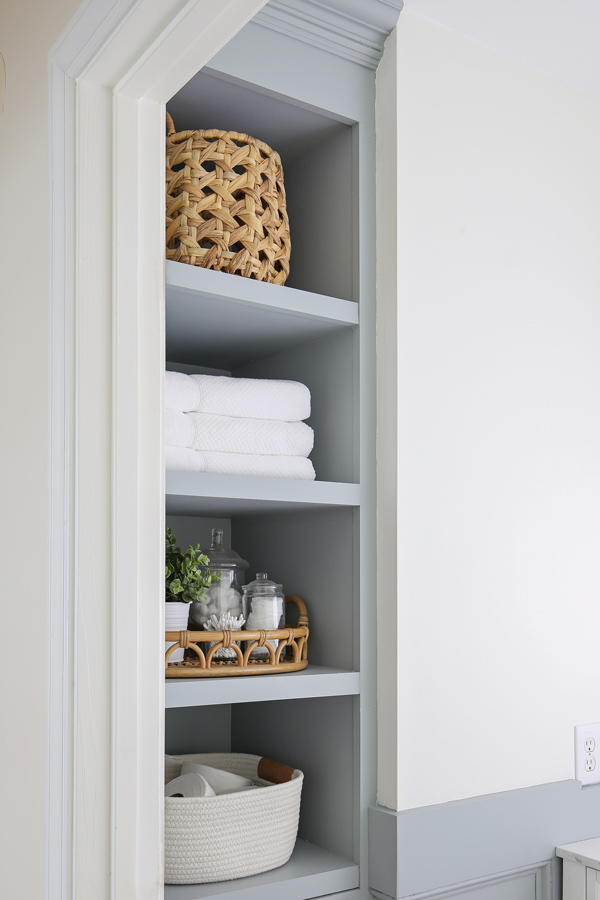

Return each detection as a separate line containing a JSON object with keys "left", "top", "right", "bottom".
{"left": 165, "top": 471, "right": 360, "bottom": 517}
{"left": 164, "top": 840, "right": 359, "bottom": 900}
{"left": 165, "top": 666, "right": 361, "bottom": 708}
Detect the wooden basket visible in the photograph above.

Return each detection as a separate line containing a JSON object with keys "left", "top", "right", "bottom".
{"left": 165, "top": 595, "right": 308, "bottom": 677}
{"left": 165, "top": 113, "right": 291, "bottom": 284}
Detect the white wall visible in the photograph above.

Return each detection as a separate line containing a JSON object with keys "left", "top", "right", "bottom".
{"left": 389, "top": 11, "right": 600, "bottom": 810}
{"left": 0, "top": 0, "right": 81, "bottom": 896}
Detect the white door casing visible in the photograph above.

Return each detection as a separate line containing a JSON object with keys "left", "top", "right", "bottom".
{"left": 48, "top": 2, "right": 268, "bottom": 898}
{"left": 48, "top": 0, "right": 403, "bottom": 896}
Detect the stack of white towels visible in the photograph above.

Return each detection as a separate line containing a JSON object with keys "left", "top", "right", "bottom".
{"left": 166, "top": 371, "right": 316, "bottom": 480}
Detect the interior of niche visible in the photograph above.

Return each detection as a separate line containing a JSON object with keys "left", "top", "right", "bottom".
{"left": 166, "top": 506, "right": 359, "bottom": 672}
{"left": 165, "top": 313, "right": 358, "bottom": 486}
{"left": 166, "top": 68, "right": 357, "bottom": 302}
{"left": 165, "top": 695, "right": 358, "bottom": 861}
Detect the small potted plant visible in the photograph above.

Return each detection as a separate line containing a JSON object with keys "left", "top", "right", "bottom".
{"left": 165, "top": 527, "right": 220, "bottom": 663}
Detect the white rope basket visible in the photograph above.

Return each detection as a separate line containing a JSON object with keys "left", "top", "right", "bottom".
{"left": 165, "top": 753, "right": 303, "bottom": 885}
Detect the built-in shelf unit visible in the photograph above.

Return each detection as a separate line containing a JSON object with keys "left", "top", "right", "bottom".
{"left": 164, "top": 3, "right": 401, "bottom": 899}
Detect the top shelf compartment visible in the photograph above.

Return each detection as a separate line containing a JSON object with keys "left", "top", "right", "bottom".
{"left": 166, "top": 68, "right": 357, "bottom": 302}
{"left": 166, "top": 261, "right": 358, "bottom": 370}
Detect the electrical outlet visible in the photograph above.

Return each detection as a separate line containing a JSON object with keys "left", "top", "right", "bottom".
{"left": 575, "top": 723, "right": 600, "bottom": 785}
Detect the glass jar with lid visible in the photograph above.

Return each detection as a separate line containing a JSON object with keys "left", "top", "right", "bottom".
{"left": 242, "top": 572, "right": 285, "bottom": 660}
{"left": 189, "top": 529, "right": 248, "bottom": 631}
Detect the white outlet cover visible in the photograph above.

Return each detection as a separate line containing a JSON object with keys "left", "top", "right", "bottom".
{"left": 575, "top": 723, "right": 600, "bottom": 785}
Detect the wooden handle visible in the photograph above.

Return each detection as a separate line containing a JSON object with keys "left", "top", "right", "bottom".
{"left": 258, "top": 757, "right": 295, "bottom": 784}
{"left": 285, "top": 595, "right": 309, "bottom": 628}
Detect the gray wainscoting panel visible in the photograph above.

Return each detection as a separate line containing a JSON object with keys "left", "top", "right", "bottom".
{"left": 477, "top": 870, "right": 537, "bottom": 900}
{"left": 369, "top": 860, "right": 560, "bottom": 900}
{"left": 369, "top": 780, "right": 600, "bottom": 899}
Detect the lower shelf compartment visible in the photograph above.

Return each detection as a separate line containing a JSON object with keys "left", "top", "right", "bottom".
{"left": 164, "top": 839, "right": 359, "bottom": 900}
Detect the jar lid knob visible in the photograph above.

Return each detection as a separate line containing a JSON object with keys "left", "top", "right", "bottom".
{"left": 210, "top": 528, "right": 224, "bottom": 549}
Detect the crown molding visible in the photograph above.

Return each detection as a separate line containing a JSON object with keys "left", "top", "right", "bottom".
{"left": 255, "top": 0, "right": 404, "bottom": 69}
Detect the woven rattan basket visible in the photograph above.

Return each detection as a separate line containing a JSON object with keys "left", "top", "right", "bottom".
{"left": 165, "top": 752, "right": 303, "bottom": 884}
{"left": 165, "top": 113, "right": 291, "bottom": 284}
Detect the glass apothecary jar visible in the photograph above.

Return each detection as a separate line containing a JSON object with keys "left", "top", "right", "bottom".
{"left": 189, "top": 529, "right": 248, "bottom": 632}
{"left": 242, "top": 573, "right": 285, "bottom": 660}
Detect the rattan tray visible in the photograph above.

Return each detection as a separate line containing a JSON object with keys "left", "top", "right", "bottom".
{"left": 165, "top": 595, "right": 308, "bottom": 677}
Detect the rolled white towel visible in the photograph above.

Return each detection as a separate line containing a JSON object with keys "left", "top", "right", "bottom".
{"left": 165, "top": 371, "right": 201, "bottom": 413}
{"left": 165, "top": 446, "right": 316, "bottom": 480}
{"left": 165, "top": 371, "right": 310, "bottom": 421}
{"left": 180, "top": 761, "right": 256, "bottom": 795}
{"left": 165, "top": 773, "right": 216, "bottom": 798}
{"left": 166, "top": 410, "right": 314, "bottom": 457}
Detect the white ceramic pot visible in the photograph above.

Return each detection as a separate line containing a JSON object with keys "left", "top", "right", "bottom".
{"left": 165, "top": 601, "right": 190, "bottom": 664}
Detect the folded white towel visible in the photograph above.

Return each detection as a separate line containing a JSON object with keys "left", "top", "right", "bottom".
{"left": 166, "top": 446, "right": 316, "bottom": 480}
{"left": 180, "top": 761, "right": 255, "bottom": 795}
{"left": 166, "top": 410, "right": 314, "bottom": 457}
{"left": 165, "top": 773, "right": 216, "bottom": 798}
{"left": 166, "top": 408, "right": 195, "bottom": 448}
{"left": 165, "top": 371, "right": 201, "bottom": 413}
{"left": 165, "top": 371, "right": 311, "bottom": 421}
{"left": 165, "top": 446, "right": 204, "bottom": 471}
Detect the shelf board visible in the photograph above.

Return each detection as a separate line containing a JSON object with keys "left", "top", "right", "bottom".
{"left": 165, "top": 666, "right": 360, "bottom": 708}
{"left": 165, "top": 471, "right": 360, "bottom": 517}
{"left": 166, "top": 261, "right": 358, "bottom": 369}
{"left": 164, "top": 840, "right": 359, "bottom": 900}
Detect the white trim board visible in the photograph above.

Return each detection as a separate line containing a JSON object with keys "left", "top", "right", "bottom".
{"left": 255, "top": 0, "right": 404, "bottom": 69}
{"left": 47, "top": 1, "right": 403, "bottom": 898}
{"left": 48, "top": 3, "right": 269, "bottom": 898}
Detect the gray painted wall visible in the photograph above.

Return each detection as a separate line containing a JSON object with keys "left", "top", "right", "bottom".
{"left": 233, "top": 696, "right": 358, "bottom": 862}
{"left": 232, "top": 507, "right": 358, "bottom": 670}
{"left": 284, "top": 126, "right": 355, "bottom": 301}
{"left": 235, "top": 327, "right": 357, "bottom": 485}
{"left": 166, "top": 515, "right": 231, "bottom": 552}
{"left": 165, "top": 705, "right": 232, "bottom": 755}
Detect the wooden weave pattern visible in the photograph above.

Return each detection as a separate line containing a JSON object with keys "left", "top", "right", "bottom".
{"left": 165, "top": 596, "right": 309, "bottom": 677}
{"left": 165, "top": 114, "right": 291, "bottom": 284}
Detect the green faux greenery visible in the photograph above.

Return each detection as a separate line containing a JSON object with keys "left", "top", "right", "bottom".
{"left": 165, "top": 527, "right": 220, "bottom": 603}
